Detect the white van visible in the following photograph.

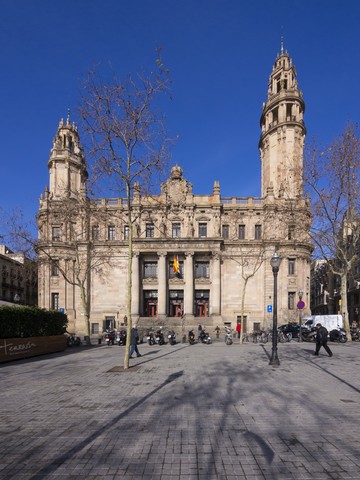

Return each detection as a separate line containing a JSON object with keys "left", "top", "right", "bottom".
{"left": 302, "top": 315, "right": 343, "bottom": 332}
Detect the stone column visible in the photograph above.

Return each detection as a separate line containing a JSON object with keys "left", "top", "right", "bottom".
{"left": 184, "top": 252, "right": 194, "bottom": 315}
{"left": 131, "top": 253, "right": 140, "bottom": 316}
{"left": 211, "top": 252, "right": 221, "bottom": 315}
{"left": 157, "top": 252, "right": 167, "bottom": 318}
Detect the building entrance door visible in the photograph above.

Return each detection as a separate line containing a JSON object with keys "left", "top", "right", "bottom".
{"left": 196, "top": 302, "right": 208, "bottom": 317}
{"left": 170, "top": 302, "right": 183, "bottom": 317}
{"left": 146, "top": 301, "right": 158, "bottom": 317}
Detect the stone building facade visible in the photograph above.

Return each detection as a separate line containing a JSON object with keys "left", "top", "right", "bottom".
{"left": 37, "top": 49, "right": 312, "bottom": 336}
{"left": 0, "top": 245, "right": 37, "bottom": 306}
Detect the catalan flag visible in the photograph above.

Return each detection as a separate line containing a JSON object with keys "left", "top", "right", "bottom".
{"left": 173, "top": 255, "right": 180, "bottom": 274}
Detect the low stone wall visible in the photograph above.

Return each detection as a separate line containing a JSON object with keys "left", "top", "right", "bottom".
{"left": 0, "top": 335, "right": 67, "bottom": 363}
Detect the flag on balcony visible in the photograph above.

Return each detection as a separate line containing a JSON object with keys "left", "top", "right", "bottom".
{"left": 173, "top": 255, "right": 180, "bottom": 274}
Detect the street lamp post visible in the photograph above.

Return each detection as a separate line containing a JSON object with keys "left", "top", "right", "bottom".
{"left": 269, "top": 252, "right": 281, "bottom": 366}
{"left": 298, "top": 290, "right": 303, "bottom": 343}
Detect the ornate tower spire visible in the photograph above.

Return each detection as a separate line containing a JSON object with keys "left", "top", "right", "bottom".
{"left": 259, "top": 49, "right": 306, "bottom": 199}
{"left": 47, "top": 116, "right": 88, "bottom": 199}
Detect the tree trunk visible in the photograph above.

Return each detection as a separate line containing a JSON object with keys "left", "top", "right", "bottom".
{"left": 79, "top": 282, "right": 91, "bottom": 345}
{"left": 239, "top": 278, "right": 248, "bottom": 345}
{"left": 340, "top": 272, "right": 352, "bottom": 342}
{"left": 124, "top": 189, "right": 133, "bottom": 370}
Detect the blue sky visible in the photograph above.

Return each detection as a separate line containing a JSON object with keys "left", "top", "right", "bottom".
{"left": 1, "top": 0, "right": 359, "bottom": 229}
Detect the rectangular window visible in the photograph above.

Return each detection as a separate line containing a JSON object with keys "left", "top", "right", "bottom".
{"left": 238, "top": 224, "right": 245, "bottom": 240}
{"left": 52, "top": 226, "right": 61, "bottom": 241}
{"left": 91, "top": 323, "right": 99, "bottom": 334}
{"left": 51, "top": 260, "right": 59, "bottom": 277}
{"left": 288, "top": 292, "right": 296, "bottom": 310}
{"left": 146, "top": 223, "right": 155, "bottom": 238}
{"left": 288, "top": 225, "right": 295, "bottom": 240}
{"left": 144, "top": 261, "right": 157, "bottom": 278}
{"left": 288, "top": 259, "right": 295, "bottom": 275}
{"left": 172, "top": 223, "right": 181, "bottom": 238}
{"left": 124, "top": 225, "right": 129, "bottom": 240}
{"left": 198, "top": 223, "right": 207, "bottom": 238}
{"left": 195, "top": 261, "right": 209, "bottom": 279}
{"left": 92, "top": 225, "right": 100, "bottom": 240}
{"left": 255, "top": 224, "right": 262, "bottom": 240}
{"left": 222, "top": 225, "right": 229, "bottom": 239}
{"left": 51, "top": 292, "right": 59, "bottom": 310}
{"left": 108, "top": 225, "right": 116, "bottom": 240}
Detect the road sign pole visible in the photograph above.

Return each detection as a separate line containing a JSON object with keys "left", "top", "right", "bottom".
{"left": 297, "top": 292, "right": 304, "bottom": 343}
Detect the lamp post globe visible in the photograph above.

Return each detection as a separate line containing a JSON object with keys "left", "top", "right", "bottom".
{"left": 269, "top": 252, "right": 281, "bottom": 366}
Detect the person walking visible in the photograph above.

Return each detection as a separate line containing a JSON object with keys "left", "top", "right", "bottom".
{"left": 314, "top": 323, "right": 333, "bottom": 357}
{"left": 129, "top": 325, "right": 142, "bottom": 358}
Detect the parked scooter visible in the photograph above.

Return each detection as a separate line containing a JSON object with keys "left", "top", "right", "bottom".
{"left": 104, "top": 329, "right": 115, "bottom": 346}
{"left": 147, "top": 329, "right": 155, "bottom": 345}
{"left": 115, "top": 329, "right": 127, "bottom": 346}
{"left": 225, "top": 327, "right": 233, "bottom": 345}
{"left": 198, "top": 329, "right": 212, "bottom": 344}
{"left": 329, "top": 327, "right": 347, "bottom": 343}
{"left": 155, "top": 328, "right": 165, "bottom": 345}
{"left": 66, "top": 332, "right": 81, "bottom": 347}
{"left": 168, "top": 330, "right": 177, "bottom": 345}
{"left": 301, "top": 329, "right": 317, "bottom": 342}
{"left": 188, "top": 329, "right": 195, "bottom": 345}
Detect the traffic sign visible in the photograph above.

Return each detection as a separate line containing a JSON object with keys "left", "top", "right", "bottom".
{"left": 297, "top": 301, "right": 305, "bottom": 310}
{"left": 267, "top": 305, "right": 272, "bottom": 313}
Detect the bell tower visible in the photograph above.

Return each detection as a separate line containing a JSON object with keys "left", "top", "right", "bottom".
{"left": 48, "top": 114, "right": 88, "bottom": 199}
{"left": 259, "top": 45, "right": 306, "bottom": 199}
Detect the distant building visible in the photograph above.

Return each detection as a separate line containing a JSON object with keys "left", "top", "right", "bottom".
{"left": 311, "top": 258, "right": 360, "bottom": 326}
{"left": 0, "top": 245, "right": 37, "bottom": 306}
{"left": 37, "top": 48, "right": 312, "bottom": 336}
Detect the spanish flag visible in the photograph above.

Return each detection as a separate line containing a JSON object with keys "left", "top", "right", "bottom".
{"left": 173, "top": 255, "right": 180, "bottom": 274}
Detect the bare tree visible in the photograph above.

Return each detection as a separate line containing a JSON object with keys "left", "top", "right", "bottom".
{"left": 232, "top": 245, "right": 266, "bottom": 344}
{"left": 3, "top": 198, "right": 117, "bottom": 343}
{"left": 305, "top": 124, "right": 360, "bottom": 341}
{"left": 79, "top": 53, "right": 172, "bottom": 369}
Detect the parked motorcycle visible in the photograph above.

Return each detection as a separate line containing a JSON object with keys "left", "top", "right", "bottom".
{"left": 188, "top": 329, "right": 195, "bottom": 345}
{"left": 351, "top": 328, "right": 360, "bottom": 342}
{"left": 225, "top": 327, "right": 233, "bottom": 345}
{"left": 66, "top": 332, "right": 81, "bottom": 347}
{"left": 155, "top": 328, "right": 165, "bottom": 345}
{"left": 198, "top": 329, "right": 212, "bottom": 344}
{"left": 115, "top": 329, "right": 127, "bottom": 346}
{"left": 168, "top": 330, "right": 177, "bottom": 345}
{"left": 329, "top": 327, "right": 347, "bottom": 343}
{"left": 147, "top": 330, "right": 155, "bottom": 345}
{"left": 104, "top": 329, "right": 115, "bottom": 346}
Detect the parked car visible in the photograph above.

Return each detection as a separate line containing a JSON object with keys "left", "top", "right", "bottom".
{"left": 278, "top": 323, "right": 301, "bottom": 338}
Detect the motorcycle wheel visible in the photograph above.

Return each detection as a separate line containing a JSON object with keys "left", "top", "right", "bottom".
{"left": 340, "top": 336, "right": 347, "bottom": 343}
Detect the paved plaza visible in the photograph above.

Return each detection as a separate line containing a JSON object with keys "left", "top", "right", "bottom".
{"left": 0, "top": 338, "right": 359, "bottom": 480}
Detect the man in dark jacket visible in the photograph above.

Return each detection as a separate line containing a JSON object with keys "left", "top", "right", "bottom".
{"left": 314, "top": 323, "right": 333, "bottom": 357}
{"left": 129, "top": 325, "right": 142, "bottom": 358}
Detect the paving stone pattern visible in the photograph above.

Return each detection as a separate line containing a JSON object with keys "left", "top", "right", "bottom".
{"left": 0, "top": 339, "right": 359, "bottom": 479}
